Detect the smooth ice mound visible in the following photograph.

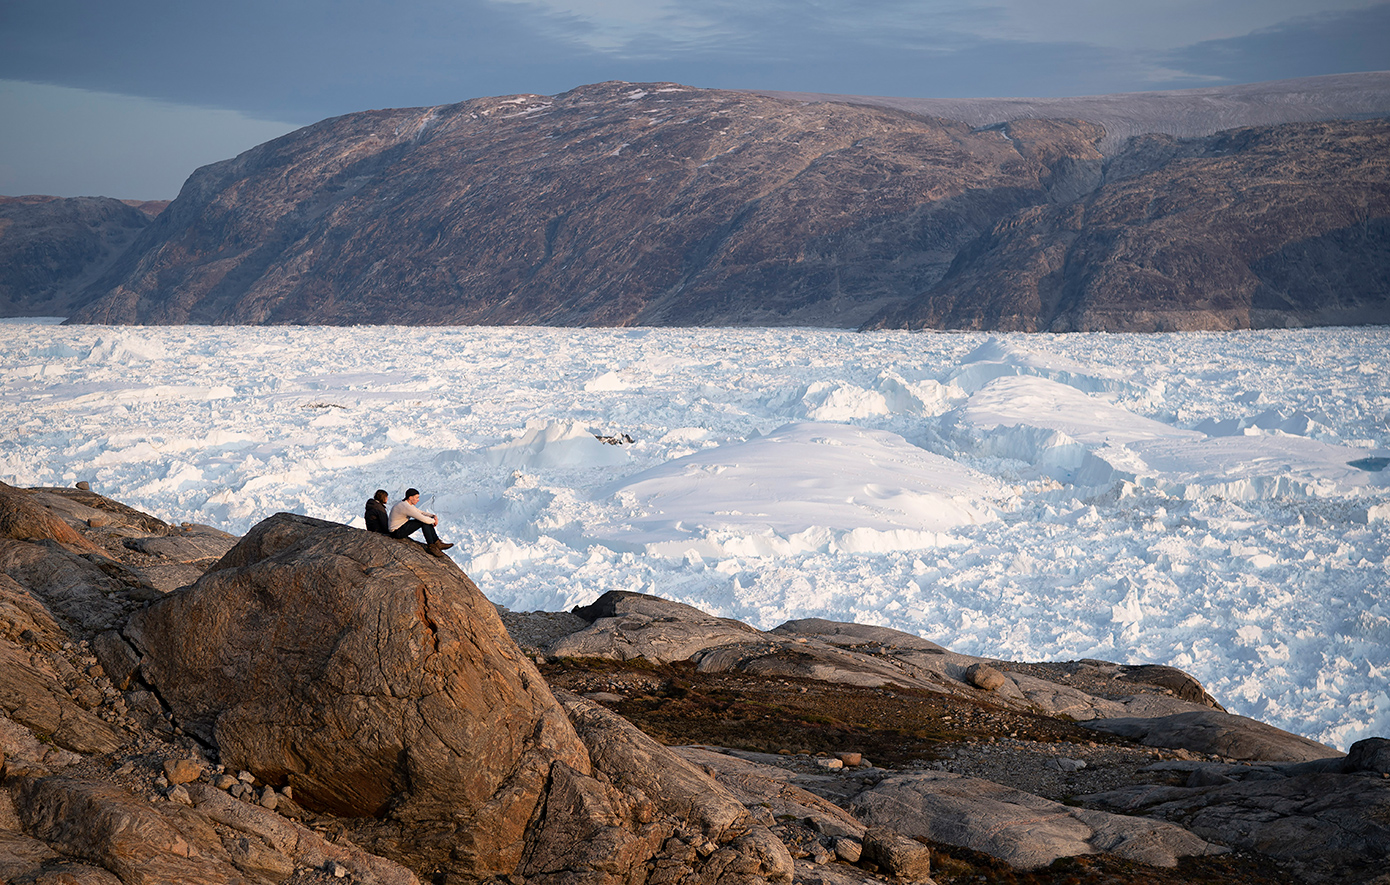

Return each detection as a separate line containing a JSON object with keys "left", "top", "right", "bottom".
{"left": 960, "top": 375, "right": 1200, "bottom": 446}
{"left": 484, "top": 420, "right": 633, "bottom": 469}
{"left": 1123, "top": 435, "right": 1390, "bottom": 501}
{"left": 948, "top": 337, "right": 1140, "bottom": 398}
{"left": 589, "top": 422, "right": 1005, "bottom": 557}
{"left": 953, "top": 375, "right": 1389, "bottom": 501}
{"left": 953, "top": 375, "right": 1200, "bottom": 484}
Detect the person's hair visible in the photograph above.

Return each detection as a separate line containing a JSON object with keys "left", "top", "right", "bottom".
{"left": 405, "top": 488, "right": 420, "bottom": 498}
{"left": 374, "top": 489, "right": 388, "bottom": 503}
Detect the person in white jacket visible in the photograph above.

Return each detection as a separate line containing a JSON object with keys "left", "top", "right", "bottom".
{"left": 388, "top": 488, "right": 453, "bottom": 556}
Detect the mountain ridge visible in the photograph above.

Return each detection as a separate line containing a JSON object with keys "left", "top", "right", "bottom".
{"left": 15, "top": 73, "right": 1389, "bottom": 330}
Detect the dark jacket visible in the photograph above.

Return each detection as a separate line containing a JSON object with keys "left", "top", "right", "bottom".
{"left": 365, "top": 498, "right": 390, "bottom": 534}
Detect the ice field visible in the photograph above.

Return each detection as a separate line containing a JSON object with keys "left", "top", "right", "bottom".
{"left": 3, "top": 319, "right": 1388, "bottom": 749}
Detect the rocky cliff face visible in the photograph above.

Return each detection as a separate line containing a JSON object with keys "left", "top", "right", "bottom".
{"left": 65, "top": 82, "right": 1110, "bottom": 329}
{"left": 866, "top": 119, "right": 1390, "bottom": 331}
{"left": 61, "top": 79, "right": 1390, "bottom": 331}
{"left": 0, "top": 196, "right": 160, "bottom": 317}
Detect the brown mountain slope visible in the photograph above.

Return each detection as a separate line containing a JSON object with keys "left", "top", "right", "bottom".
{"left": 66, "top": 82, "right": 1107, "bottom": 327}
{"left": 761, "top": 70, "right": 1390, "bottom": 156}
{"left": 866, "top": 119, "right": 1390, "bottom": 331}
{"left": 63, "top": 81, "right": 1390, "bottom": 331}
{"left": 0, "top": 195, "right": 155, "bottom": 317}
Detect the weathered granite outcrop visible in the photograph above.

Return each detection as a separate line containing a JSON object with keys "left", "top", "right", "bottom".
{"left": 1082, "top": 738, "right": 1390, "bottom": 884}
{"left": 3, "top": 487, "right": 1386, "bottom": 885}
{"left": 124, "top": 512, "right": 593, "bottom": 878}
{"left": 547, "top": 590, "right": 1232, "bottom": 726}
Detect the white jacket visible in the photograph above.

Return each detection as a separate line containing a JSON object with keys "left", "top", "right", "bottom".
{"left": 388, "top": 499, "right": 437, "bottom": 532}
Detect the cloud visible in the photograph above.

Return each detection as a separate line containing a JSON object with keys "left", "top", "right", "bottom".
{"left": 1163, "top": 3, "right": 1390, "bottom": 83}
{"left": 0, "top": 0, "right": 609, "bottom": 120}
{"left": 2, "top": 0, "right": 1385, "bottom": 119}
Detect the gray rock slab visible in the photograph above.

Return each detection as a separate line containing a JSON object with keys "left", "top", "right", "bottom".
{"left": 1081, "top": 709, "right": 1344, "bottom": 762}
{"left": 1082, "top": 767, "right": 1390, "bottom": 883}
{"left": 853, "top": 771, "right": 1222, "bottom": 870}
{"left": 675, "top": 746, "right": 800, "bottom": 781}
{"left": 675, "top": 746, "right": 866, "bottom": 839}
{"left": 122, "top": 524, "right": 238, "bottom": 563}
{"left": 790, "top": 858, "right": 886, "bottom": 885}
{"left": 549, "top": 613, "right": 762, "bottom": 663}
{"left": 550, "top": 592, "right": 763, "bottom": 663}
{"left": 770, "top": 618, "right": 947, "bottom": 652}
{"left": 0, "top": 539, "right": 128, "bottom": 633}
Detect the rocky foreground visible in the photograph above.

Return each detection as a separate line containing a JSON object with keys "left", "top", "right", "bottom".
{"left": 2, "top": 480, "right": 1387, "bottom": 885}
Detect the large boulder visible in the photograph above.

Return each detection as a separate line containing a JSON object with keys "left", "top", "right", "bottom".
{"left": 125, "top": 513, "right": 591, "bottom": 879}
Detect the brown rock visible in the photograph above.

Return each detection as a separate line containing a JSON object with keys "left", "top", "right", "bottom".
{"left": 0, "top": 573, "right": 67, "bottom": 648}
{"left": 0, "top": 537, "right": 135, "bottom": 635}
{"left": 0, "top": 482, "right": 93, "bottom": 551}
{"left": 964, "top": 663, "right": 1007, "bottom": 692}
{"left": 91, "top": 630, "right": 141, "bottom": 691}
{"left": 162, "top": 758, "right": 205, "bottom": 785}
{"left": 0, "top": 636, "right": 122, "bottom": 755}
{"left": 522, "top": 691, "right": 795, "bottom": 885}
{"left": 186, "top": 783, "right": 419, "bottom": 885}
{"left": 861, "top": 827, "right": 932, "bottom": 881}
{"left": 14, "top": 775, "right": 257, "bottom": 884}
{"left": 125, "top": 512, "right": 590, "bottom": 880}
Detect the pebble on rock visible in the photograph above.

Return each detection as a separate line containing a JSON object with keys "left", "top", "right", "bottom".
{"left": 162, "top": 758, "right": 204, "bottom": 785}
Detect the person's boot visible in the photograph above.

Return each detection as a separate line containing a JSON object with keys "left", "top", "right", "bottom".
{"left": 435, "top": 542, "right": 454, "bottom": 550}
{"left": 426, "top": 542, "right": 447, "bottom": 558}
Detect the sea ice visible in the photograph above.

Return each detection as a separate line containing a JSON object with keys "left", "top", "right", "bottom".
{"left": 2, "top": 322, "right": 1387, "bottom": 749}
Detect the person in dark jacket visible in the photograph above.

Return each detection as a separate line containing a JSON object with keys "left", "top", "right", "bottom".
{"left": 364, "top": 489, "right": 390, "bottom": 534}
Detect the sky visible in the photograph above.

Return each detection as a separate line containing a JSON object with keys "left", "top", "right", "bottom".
{"left": 1, "top": 0, "right": 1388, "bottom": 200}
